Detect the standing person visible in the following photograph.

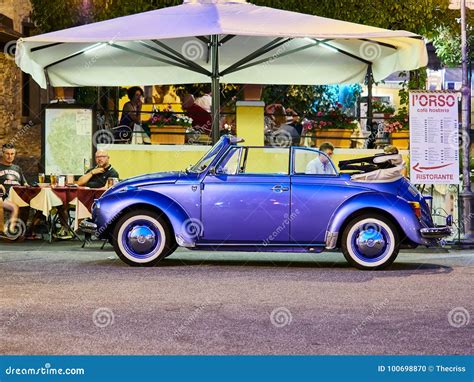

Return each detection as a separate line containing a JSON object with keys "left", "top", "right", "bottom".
{"left": 305, "top": 142, "right": 336, "bottom": 175}
{"left": 77, "top": 150, "right": 119, "bottom": 188}
{"left": 118, "top": 86, "right": 144, "bottom": 143}
{"left": 272, "top": 105, "right": 300, "bottom": 146}
{"left": 0, "top": 143, "right": 23, "bottom": 235}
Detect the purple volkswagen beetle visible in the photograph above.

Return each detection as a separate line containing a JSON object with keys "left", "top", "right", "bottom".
{"left": 81, "top": 136, "right": 451, "bottom": 270}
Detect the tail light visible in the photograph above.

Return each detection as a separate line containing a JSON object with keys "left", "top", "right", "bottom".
{"left": 409, "top": 201, "right": 421, "bottom": 219}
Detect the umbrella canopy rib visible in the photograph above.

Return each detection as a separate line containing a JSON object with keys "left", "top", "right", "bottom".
{"left": 220, "top": 34, "right": 236, "bottom": 44}
{"left": 223, "top": 40, "right": 323, "bottom": 75}
{"left": 31, "top": 42, "right": 63, "bottom": 53}
{"left": 108, "top": 43, "right": 201, "bottom": 73}
{"left": 358, "top": 38, "right": 397, "bottom": 50}
{"left": 44, "top": 43, "right": 105, "bottom": 70}
{"left": 149, "top": 40, "right": 211, "bottom": 76}
{"left": 317, "top": 40, "right": 372, "bottom": 65}
{"left": 220, "top": 37, "right": 291, "bottom": 77}
{"left": 196, "top": 36, "right": 210, "bottom": 44}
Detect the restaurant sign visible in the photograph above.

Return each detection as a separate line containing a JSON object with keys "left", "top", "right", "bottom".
{"left": 409, "top": 91, "right": 460, "bottom": 184}
{"left": 449, "top": 0, "right": 474, "bottom": 9}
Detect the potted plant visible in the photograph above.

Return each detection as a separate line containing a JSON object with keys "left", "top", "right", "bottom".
{"left": 372, "top": 100, "right": 396, "bottom": 119}
{"left": 145, "top": 105, "right": 193, "bottom": 145}
{"left": 305, "top": 103, "right": 357, "bottom": 148}
{"left": 384, "top": 107, "right": 409, "bottom": 149}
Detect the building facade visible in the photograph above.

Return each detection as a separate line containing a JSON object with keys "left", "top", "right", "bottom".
{"left": 0, "top": 0, "right": 44, "bottom": 180}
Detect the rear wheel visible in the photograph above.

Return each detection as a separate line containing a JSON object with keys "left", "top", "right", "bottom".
{"left": 341, "top": 214, "right": 399, "bottom": 270}
{"left": 112, "top": 209, "right": 176, "bottom": 266}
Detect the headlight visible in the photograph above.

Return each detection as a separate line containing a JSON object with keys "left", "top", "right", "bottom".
{"left": 92, "top": 199, "right": 100, "bottom": 211}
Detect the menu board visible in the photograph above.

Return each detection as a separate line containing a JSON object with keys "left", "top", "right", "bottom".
{"left": 409, "top": 92, "right": 460, "bottom": 184}
{"left": 44, "top": 106, "right": 94, "bottom": 175}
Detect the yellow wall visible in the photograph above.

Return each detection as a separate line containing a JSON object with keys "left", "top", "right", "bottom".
{"left": 102, "top": 145, "right": 408, "bottom": 179}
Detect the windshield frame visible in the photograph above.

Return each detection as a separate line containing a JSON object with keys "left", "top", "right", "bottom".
{"left": 187, "top": 140, "right": 226, "bottom": 173}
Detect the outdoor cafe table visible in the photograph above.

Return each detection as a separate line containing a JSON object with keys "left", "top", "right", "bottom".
{"left": 8, "top": 186, "right": 105, "bottom": 233}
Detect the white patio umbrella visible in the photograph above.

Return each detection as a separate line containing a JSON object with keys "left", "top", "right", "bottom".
{"left": 15, "top": 0, "right": 428, "bottom": 140}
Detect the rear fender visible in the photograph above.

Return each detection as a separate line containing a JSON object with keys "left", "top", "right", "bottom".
{"left": 326, "top": 192, "right": 429, "bottom": 247}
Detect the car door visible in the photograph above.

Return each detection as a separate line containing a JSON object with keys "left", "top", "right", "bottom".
{"left": 290, "top": 147, "right": 358, "bottom": 244}
{"left": 201, "top": 146, "right": 291, "bottom": 244}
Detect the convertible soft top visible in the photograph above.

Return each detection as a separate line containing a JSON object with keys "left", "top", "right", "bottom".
{"left": 339, "top": 154, "right": 406, "bottom": 182}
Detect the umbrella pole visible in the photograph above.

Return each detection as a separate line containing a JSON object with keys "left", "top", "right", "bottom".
{"left": 366, "top": 64, "right": 375, "bottom": 148}
{"left": 210, "top": 34, "right": 221, "bottom": 144}
{"left": 459, "top": 0, "right": 474, "bottom": 242}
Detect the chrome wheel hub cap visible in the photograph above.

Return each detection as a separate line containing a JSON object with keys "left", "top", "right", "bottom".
{"left": 355, "top": 228, "right": 386, "bottom": 257}
{"left": 127, "top": 225, "right": 157, "bottom": 254}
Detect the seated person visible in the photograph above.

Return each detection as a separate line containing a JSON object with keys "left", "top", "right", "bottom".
{"left": 0, "top": 143, "right": 25, "bottom": 236}
{"left": 182, "top": 94, "right": 212, "bottom": 135}
{"left": 305, "top": 142, "right": 336, "bottom": 175}
{"left": 0, "top": 195, "right": 19, "bottom": 237}
{"left": 117, "top": 86, "right": 144, "bottom": 143}
{"left": 77, "top": 150, "right": 119, "bottom": 188}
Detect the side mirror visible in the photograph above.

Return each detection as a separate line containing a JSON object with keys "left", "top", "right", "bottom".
{"left": 208, "top": 167, "right": 217, "bottom": 175}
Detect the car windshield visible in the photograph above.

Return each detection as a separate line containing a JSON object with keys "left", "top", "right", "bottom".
{"left": 187, "top": 142, "right": 222, "bottom": 173}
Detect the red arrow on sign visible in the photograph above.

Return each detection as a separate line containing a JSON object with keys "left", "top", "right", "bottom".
{"left": 412, "top": 162, "right": 454, "bottom": 173}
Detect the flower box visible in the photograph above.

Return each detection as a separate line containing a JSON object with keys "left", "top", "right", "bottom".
{"left": 150, "top": 125, "right": 186, "bottom": 145}
{"left": 314, "top": 128, "right": 353, "bottom": 148}
{"left": 390, "top": 130, "right": 409, "bottom": 150}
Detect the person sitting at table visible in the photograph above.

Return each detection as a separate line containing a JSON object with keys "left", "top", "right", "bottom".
{"left": 182, "top": 94, "right": 212, "bottom": 135}
{"left": 0, "top": 143, "right": 25, "bottom": 235}
{"left": 0, "top": 143, "right": 34, "bottom": 238}
{"left": 77, "top": 150, "right": 119, "bottom": 188}
{"left": 117, "top": 86, "right": 144, "bottom": 143}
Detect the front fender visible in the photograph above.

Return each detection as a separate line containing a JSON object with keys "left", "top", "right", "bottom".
{"left": 326, "top": 192, "right": 430, "bottom": 247}
{"left": 94, "top": 189, "right": 195, "bottom": 244}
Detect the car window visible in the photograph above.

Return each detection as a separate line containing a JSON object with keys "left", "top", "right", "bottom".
{"left": 293, "top": 147, "right": 337, "bottom": 175}
{"left": 188, "top": 142, "right": 222, "bottom": 173}
{"left": 241, "top": 147, "right": 289, "bottom": 175}
{"left": 216, "top": 147, "right": 243, "bottom": 175}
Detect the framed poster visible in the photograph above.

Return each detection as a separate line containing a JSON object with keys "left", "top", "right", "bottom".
{"left": 42, "top": 104, "right": 96, "bottom": 176}
{"left": 409, "top": 91, "right": 460, "bottom": 184}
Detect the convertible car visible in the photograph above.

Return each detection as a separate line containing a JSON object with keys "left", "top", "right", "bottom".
{"left": 81, "top": 136, "right": 451, "bottom": 270}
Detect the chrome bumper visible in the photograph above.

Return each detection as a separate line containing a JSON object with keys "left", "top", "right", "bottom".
{"left": 420, "top": 226, "right": 451, "bottom": 239}
{"left": 79, "top": 219, "right": 97, "bottom": 235}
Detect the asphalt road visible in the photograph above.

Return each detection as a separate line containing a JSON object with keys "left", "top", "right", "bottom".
{"left": 0, "top": 242, "right": 472, "bottom": 355}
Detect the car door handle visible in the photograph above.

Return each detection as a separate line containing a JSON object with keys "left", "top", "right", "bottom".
{"left": 271, "top": 185, "right": 289, "bottom": 193}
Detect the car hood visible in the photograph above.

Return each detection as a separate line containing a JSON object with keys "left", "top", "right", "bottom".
{"left": 104, "top": 171, "right": 183, "bottom": 196}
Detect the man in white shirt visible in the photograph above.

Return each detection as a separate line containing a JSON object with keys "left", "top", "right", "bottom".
{"left": 305, "top": 142, "right": 336, "bottom": 175}
{"left": 194, "top": 86, "right": 212, "bottom": 113}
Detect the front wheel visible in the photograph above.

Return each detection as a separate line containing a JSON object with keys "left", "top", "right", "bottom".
{"left": 112, "top": 209, "right": 176, "bottom": 266}
{"left": 341, "top": 214, "right": 399, "bottom": 270}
